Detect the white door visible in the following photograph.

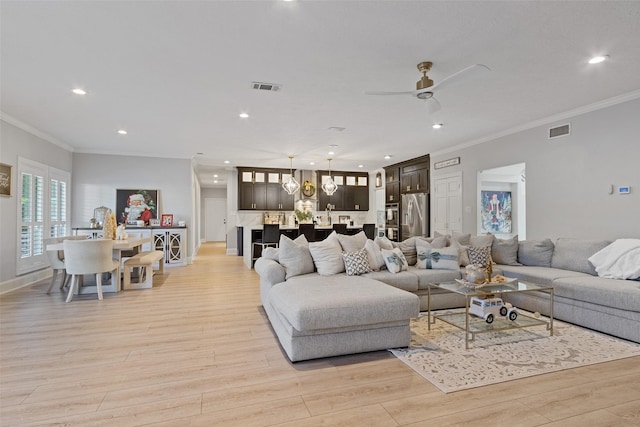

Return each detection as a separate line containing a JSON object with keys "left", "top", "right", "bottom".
{"left": 205, "top": 198, "right": 227, "bottom": 242}
{"left": 433, "top": 173, "right": 462, "bottom": 235}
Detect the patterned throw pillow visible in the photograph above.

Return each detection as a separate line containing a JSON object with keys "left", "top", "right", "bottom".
{"left": 416, "top": 240, "right": 459, "bottom": 270}
{"left": 342, "top": 248, "right": 372, "bottom": 276}
{"left": 468, "top": 246, "right": 492, "bottom": 268}
{"left": 381, "top": 247, "right": 408, "bottom": 273}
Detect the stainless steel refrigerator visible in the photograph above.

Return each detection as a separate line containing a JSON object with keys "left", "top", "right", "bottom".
{"left": 401, "top": 193, "right": 429, "bottom": 239}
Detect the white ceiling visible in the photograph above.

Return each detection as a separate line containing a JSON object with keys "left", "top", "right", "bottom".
{"left": 2, "top": 1, "right": 640, "bottom": 187}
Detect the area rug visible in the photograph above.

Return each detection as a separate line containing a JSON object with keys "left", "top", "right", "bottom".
{"left": 389, "top": 310, "right": 640, "bottom": 393}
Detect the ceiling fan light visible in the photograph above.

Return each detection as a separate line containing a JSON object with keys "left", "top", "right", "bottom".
{"left": 588, "top": 55, "right": 609, "bottom": 64}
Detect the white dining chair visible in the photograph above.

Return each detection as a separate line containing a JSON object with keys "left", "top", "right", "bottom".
{"left": 63, "top": 239, "right": 120, "bottom": 302}
{"left": 44, "top": 235, "right": 88, "bottom": 293}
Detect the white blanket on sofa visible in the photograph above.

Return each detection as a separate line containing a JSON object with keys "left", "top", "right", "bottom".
{"left": 588, "top": 239, "right": 640, "bottom": 280}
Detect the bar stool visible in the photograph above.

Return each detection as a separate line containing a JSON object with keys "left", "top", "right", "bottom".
{"left": 252, "top": 224, "right": 280, "bottom": 264}
{"left": 332, "top": 223, "right": 348, "bottom": 234}
{"left": 298, "top": 223, "right": 316, "bottom": 242}
{"left": 362, "top": 223, "right": 376, "bottom": 240}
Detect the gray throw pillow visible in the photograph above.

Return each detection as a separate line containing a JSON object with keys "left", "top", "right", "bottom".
{"left": 518, "top": 239, "right": 554, "bottom": 267}
{"left": 278, "top": 234, "right": 314, "bottom": 279}
{"left": 470, "top": 234, "right": 495, "bottom": 248}
{"left": 309, "top": 232, "right": 345, "bottom": 275}
{"left": 492, "top": 235, "right": 521, "bottom": 265}
{"left": 551, "top": 238, "right": 612, "bottom": 275}
{"left": 393, "top": 237, "right": 417, "bottom": 266}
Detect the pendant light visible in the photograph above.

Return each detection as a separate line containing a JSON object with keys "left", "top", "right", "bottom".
{"left": 322, "top": 157, "right": 338, "bottom": 196}
{"left": 282, "top": 155, "right": 300, "bottom": 195}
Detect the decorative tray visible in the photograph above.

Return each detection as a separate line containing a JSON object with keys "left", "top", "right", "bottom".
{"left": 455, "top": 276, "right": 517, "bottom": 289}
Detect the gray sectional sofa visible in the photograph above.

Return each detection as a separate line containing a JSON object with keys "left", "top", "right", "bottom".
{"left": 255, "top": 232, "right": 640, "bottom": 362}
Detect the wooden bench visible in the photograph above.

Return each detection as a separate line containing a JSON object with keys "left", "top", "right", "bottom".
{"left": 123, "top": 250, "right": 164, "bottom": 290}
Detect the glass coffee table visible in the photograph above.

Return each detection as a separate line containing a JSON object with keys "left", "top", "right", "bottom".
{"left": 427, "top": 280, "right": 554, "bottom": 349}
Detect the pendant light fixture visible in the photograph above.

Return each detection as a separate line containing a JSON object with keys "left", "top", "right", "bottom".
{"left": 322, "top": 157, "right": 338, "bottom": 196}
{"left": 282, "top": 155, "right": 300, "bottom": 195}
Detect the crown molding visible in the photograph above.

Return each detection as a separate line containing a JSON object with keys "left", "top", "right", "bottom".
{"left": 0, "top": 112, "right": 74, "bottom": 152}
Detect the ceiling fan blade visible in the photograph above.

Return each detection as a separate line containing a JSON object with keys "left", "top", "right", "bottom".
{"left": 365, "top": 90, "right": 419, "bottom": 96}
{"left": 429, "top": 64, "right": 490, "bottom": 93}
{"left": 425, "top": 96, "right": 442, "bottom": 114}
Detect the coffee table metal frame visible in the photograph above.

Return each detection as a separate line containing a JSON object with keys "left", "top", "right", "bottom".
{"left": 427, "top": 280, "right": 554, "bottom": 349}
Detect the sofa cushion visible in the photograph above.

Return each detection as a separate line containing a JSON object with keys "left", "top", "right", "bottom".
{"left": 269, "top": 275, "right": 419, "bottom": 331}
{"left": 498, "top": 265, "right": 592, "bottom": 287}
{"left": 342, "top": 248, "right": 372, "bottom": 276}
{"left": 362, "top": 270, "right": 419, "bottom": 292}
{"left": 382, "top": 247, "right": 408, "bottom": 273}
{"left": 551, "top": 238, "right": 612, "bottom": 275}
{"left": 552, "top": 276, "right": 640, "bottom": 312}
{"left": 492, "top": 235, "right": 521, "bottom": 266}
{"left": 278, "top": 234, "right": 315, "bottom": 279}
{"left": 309, "top": 231, "right": 345, "bottom": 275}
{"left": 337, "top": 231, "right": 367, "bottom": 252}
{"left": 364, "top": 239, "right": 385, "bottom": 271}
{"left": 409, "top": 266, "right": 463, "bottom": 289}
{"left": 518, "top": 239, "right": 554, "bottom": 267}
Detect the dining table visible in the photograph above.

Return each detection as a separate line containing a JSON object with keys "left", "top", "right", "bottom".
{"left": 46, "top": 236, "right": 153, "bottom": 294}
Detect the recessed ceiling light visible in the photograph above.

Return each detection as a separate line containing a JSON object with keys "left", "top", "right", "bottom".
{"left": 213, "top": 174, "right": 218, "bottom": 178}
{"left": 309, "top": 162, "right": 315, "bottom": 166}
{"left": 384, "top": 155, "right": 392, "bottom": 160}
{"left": 224, "top": 160, "right": 230, "bottom": 164}
{"left": 117, "top": 129, "right": 127, "bottom": 135}
{"left": 239, "top": 112, "right": 249, "bottom": 118}
{"left": 328, "top": 127, "right": 345, "bottom": 132}
{"left": 358, "top": 164, "right": 364, "bottom": 168}
{"left": 588, "top": 55, "right": 609, "bottom": 64}
{"left": 328, "top": 151, "right": 335, "bottom": 155}
{"left": 432, "top": 123, "right": 443, "bottom": 129}
{"left": 214, "top": 180, "right": 218, "bottom": 183}
{"left": 72, "top": 88, "right": 87, "bottom": 95}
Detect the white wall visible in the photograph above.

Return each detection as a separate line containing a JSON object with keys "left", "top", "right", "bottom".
{"left": 0, "top": 119, "right": 73, "bottom": 284}
{"left": 431, "top": 97, "right": 640, "bottom": 240}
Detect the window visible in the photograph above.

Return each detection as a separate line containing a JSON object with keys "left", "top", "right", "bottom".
{"left": 16, "top": 158, "right": 70, "bottom": 275}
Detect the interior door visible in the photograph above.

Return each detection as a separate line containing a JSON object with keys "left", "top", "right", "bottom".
{"left": 433, "top": 173, "right": 462, "bottom": 235}
{"left": 205, "top": 198, "right": 227, "bottom": 242}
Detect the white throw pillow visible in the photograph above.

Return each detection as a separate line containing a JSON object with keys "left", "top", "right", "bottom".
{"left": 364, "top": 239, "right": 385, "bottom": 271}
{"left": 278, "top": 234, "right": 314, "bottom": 279}
{"left": 337, "top": 231, "right": 367, "bottom": 252}
{"left": 374, "top": 235, "right": 394, "bottom": 250}
{"left": 416, "top": 240, "right": 459, "bottom": 270}
{"left": 308, "top": 231, "right": 345, "bottom": 275}
{"left": 381, "top": 247, "right": 408, "bottom": 273}
{"left": 342, "top": 248, "right": 372, "bottom": 276}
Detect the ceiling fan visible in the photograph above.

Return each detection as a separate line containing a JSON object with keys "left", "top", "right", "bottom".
{"left": 366, "top": 61, "right": 490, "bottom": 113}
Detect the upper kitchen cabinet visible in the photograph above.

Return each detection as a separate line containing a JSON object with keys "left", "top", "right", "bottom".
{"left": 238, "top": 167, "right": 295, "bottom": 210}
{"left": 384, "top": 166, "right": 400, "bottom": 203}
{"left": 317, "top": 170, "right": 369, "bottom": 211}
{"left": 401, "top": 162, "right": 428, "bottom": 193}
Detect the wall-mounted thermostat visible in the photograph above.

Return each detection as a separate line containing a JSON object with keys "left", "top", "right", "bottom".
{"left": 618, "top": 186, "right": 631, "bottom": 194}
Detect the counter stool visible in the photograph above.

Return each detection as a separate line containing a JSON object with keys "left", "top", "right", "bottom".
{"left": 252, "top": 224, "right": 280, "bottom": 265}
{"left": 298, "top": 223, "right": 316, "bottom": 242}
{"left": 362, "top": 223, "right": 376, "bottom": 240}
{"left": 332, "top": 223, "right": 348, "bottom": 234}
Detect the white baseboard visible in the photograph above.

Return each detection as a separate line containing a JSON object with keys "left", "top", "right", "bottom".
{"left": 226, "top": 248, "right": 238, "bottom": 256}
{"left": 0, "top": 268, "right": 52, "bottom": 295}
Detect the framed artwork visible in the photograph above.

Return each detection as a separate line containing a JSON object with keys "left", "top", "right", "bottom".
{"left": 116, "top": 189, "right": 158, "bottom": 225}
{"left": 0, "top": 163, "right": 12, "bottom": 197}
{"left": 338, "top": 215, "right": 351, "bottom": 224}
{"left": 161, "top": 214, "right": 174, "bottom": 227}
{"left": 480, "top": 190, "right": 512, "bottom": 233}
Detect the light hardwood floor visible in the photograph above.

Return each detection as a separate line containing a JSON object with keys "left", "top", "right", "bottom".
{"left": 1, "top": 242, "right": 639, "bottom": 426}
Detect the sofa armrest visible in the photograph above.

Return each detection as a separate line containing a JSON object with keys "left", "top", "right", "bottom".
{"left": 255, "top": 257, "right": 286, "bottom": 287}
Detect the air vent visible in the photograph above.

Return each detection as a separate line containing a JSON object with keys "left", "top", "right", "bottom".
{"left": 251, "top": 81, "right": 282, "bottom": 92}
{"left": 548, "top": 123, "right": 571, "bottom": 140}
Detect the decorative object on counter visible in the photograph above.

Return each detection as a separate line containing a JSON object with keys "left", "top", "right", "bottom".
{"left": 161, "top": 214, "right": 173, "bottom": 227}
{"left": 89, "top": 217, "right": 99, "bottom": 229}
{"left": 321, "top": 157, "right": 338, "bottom": 196}
{"left": 295, "top": 209, "right": 313, "bottom": 224}
{"left": 115, "top": 224, "right": 128, "bottom": 240}
{"left": 149, "top": 218, "right": 161, "bottom": 226}
{"left": 282, "top": 155, "right": 301, "bottom": 195}
{"left": 93, "top": 206, "right": 110, "bottom": 227}
{"left": 301, "top": 180, "right": 316, "bottom": 197}
{"left": 178, "top": 220, "right": 186, "bottom": 227}
{"left": 102, "top": 209, "right": 117, "bottom": 239}
{"left": 116, "top": 189, "right": 158, "bottom": 225}
{"left": 338, "top": 215, "right": 350, "bottom": 224}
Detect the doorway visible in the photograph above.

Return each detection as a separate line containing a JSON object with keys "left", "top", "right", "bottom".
{"left": 204, "top": 198, "right": 227, "bottom": 242}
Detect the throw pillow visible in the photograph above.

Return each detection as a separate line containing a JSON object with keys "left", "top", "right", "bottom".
{"left": 337, "top": 231, "right": 367, "bottom": 252}
{"left": 468, "top": 246, "right": 492, "bottom": 268}
{"left": 364, "top": 239, "right": 385, "bottom": 271}
{"left": 518, "top": 239, "right": 554, "bottom": 267}
{"left": 452, "top": 232, "right": 471, "bottom": 246}
{"left": 491, "top": 235, "right": 521, "bottom": 265}
{"left": 342, "top": 248, "right": 372, "bottom": 276}
{"left": 416, "top": 240, "right": 459, "bottom": 270}
{"left": 393, "top": 237, "right": 417, "bottom": 266}
{"left": 308, "top": 231, "right": 345, "bottom": 275}
{"left": 278, "top": 234, "right": 314, "bottom": 279}
{"left": 470, "top": 234, "right": 495, "bottom": 248}
{"left": 381, "top": 247, "right": 408, "bottom": 273}
{"left": 262, "top": 247, "right": 279, "bottom": 261}
{"left": 374, "top": 235, "right": 394, "bottom": 250}
{"left": 449, "top": 239, "right": 470, "bottom": 266}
